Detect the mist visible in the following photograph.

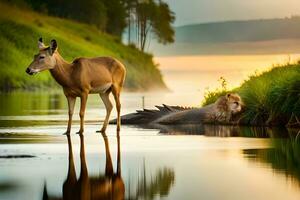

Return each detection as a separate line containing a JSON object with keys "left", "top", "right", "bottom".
{"left": 166, "top": 0, "right": 300, "bottom": 26}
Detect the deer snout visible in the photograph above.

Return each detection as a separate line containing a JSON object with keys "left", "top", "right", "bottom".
{"left": 26, "top": 67, "right": 34, "bottom": 75}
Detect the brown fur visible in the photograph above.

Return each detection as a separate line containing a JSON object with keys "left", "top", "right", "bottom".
{"left": 26, "top": 39, "right": 126, "bottom": 134}
{"left": 155, "top": 93, "right": 243, "bottom": 124}
{"left": 206, "top": 93, "right": 243, "bottom": 122}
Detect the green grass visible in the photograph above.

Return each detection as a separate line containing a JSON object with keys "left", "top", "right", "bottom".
{"left": 0, "top": 2, "right": 166, "bottom": 91}
{"left": 202, "top": 63, "right": 300, "bottom": 127}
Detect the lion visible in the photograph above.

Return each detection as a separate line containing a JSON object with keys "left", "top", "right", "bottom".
{"left": 110, "top": 93, "right": 243, "bottom": 125}
{"left": 206, "top": 93, "right": 243, "bottom": 123}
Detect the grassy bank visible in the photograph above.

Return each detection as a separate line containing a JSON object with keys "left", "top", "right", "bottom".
{"left": 202, "top": 63, "right": 300, "bottom": 127}
{"left": 0, "top": 2, "right": 166, "bottom": 91}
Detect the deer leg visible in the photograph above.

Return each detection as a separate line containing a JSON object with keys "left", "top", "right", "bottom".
{"left": 77, "top": 93, "right": 88, "bottom": 135}
{"left": 65, "top": 96, "right": 76, "bottom": 135}
{"left": 112, "top": 86, "right": 121, "bottom": 132}
{"left": 98, "top": 91, "right": 113, "bottom": 133}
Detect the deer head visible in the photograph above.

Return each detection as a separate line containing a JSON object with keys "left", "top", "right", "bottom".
{"left": 26, "top": 38, "right": 58, "bottom": 75}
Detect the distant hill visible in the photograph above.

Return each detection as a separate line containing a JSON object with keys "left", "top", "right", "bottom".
{"left": 151, "top": 17, "right": 300, "bottom": 55}
{"left": 0, "top": 2, "right": 166, "bottom": 91}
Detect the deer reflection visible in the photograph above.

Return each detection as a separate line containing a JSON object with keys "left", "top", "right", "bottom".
{"left": 89, "top": 135, "right": 124, "bottom": 200}
{"left": 43, "top": 133, "right": 175, "bottom": 200}
{"left": 62, "top": 135, "right": 77, "bottom": 199}
{"left": 43, "top": 133, "right": 124, "bottom": 200}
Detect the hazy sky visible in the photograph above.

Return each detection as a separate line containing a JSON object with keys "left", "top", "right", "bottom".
{"left": 166, "top": 0, "right": 300, "bottom": 26}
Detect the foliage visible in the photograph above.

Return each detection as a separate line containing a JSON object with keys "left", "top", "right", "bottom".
{"left": 202, "top": 64, "right": 300, "bottom": 126}
{"left": 239, "top": 65, "right": 300, "bottom": 126}
{"left": 125, "top": 0, "right": 175, "bottom": 51}
{"left": 151, "top": 1, "right": 175, "bottom": 45}
{"left": 202, "top": 77, "right": 230, "bottom": 106}
{"left": 3, "top": 0, "right": 175, "bottom": 49}
{"left": 2, "top": 0, "right": 125, "bottom": 37}
{"left": 47, "top": 0, "right": 107, "bottom": 30}
{"left": 103, "top": 0, "right": 127, "bottom": 37}
{"left": 0, "top": 2, "right": 166, "bottom": 91}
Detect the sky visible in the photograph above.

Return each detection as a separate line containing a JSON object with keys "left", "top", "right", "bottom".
{"left": 166, "top": 0, "right": 300, "bottom": 26}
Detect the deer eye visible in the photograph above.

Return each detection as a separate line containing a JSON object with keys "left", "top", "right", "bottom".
{"left": 39, "top": 56, "right": 45, "bottom": 59}
{"left": 234, "top": 102, "right": 239, "bottom": 105}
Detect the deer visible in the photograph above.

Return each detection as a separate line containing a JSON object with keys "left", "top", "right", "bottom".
{"left": 26, "top": 38, "right": 126, "bottom": 135}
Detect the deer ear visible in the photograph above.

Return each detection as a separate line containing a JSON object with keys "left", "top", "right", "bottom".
{"left": 50, "top": 39, "right": 57, "bottom": 55}
{"left": 226, "top": 93, "right": 231, "bottom": 99}
{"left": 38, "top": 37, "right": 45, "bottom": 50}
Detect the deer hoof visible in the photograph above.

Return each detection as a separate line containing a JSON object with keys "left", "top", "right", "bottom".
{"left": 63, "top": 131, "right": 70, "bottom": 135}
{"left": 96, "top": 128, "right": 106, "bottom": 133}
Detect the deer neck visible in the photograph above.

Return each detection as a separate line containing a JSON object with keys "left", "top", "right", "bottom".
{"left": 50, "top": 53, "right": 73, "bottom": 88}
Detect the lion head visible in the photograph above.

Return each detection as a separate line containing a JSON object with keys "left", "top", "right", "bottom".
{"left": 216, "top": 93, "right": 243, "bottom": 114}
{"left": 226, "top": 93, "right": 242, "bottom": 114}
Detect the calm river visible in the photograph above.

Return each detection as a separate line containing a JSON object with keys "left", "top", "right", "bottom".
{"left": 0, "top": 54, "right": 299, "bottom": 200}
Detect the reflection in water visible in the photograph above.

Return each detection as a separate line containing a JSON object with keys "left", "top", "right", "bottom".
{"left": 244, "top": 128, "right": 300, "bottom": 186}
{"left": 1, "top": 91, "right": 300, "bottom": 199}
{"left": 43, "top": 134, "right": 124, "bottom": 200}
{"left": 43, "top": 133, "right": 175, "bottom": 200}
{"left": 0, "top": 92, "right": 65, "bottom": 116}
{"left": 128, "top": 166, "right": 175, "bottom": 200}
{"left": 139, "top": 124, "right": 289, "bottom": 138}
{"left": 48, "top": 94, "right": 63, "bottom": 111}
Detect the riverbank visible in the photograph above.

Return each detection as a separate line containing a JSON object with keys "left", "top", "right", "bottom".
{"left": 0, "top": 2, "right": 166, "bottom": 91}
{"left": 202, "top": 63, "right": 300, "bottom": 127}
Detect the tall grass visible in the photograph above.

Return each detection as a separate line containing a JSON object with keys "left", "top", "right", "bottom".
{"left": 0, "top": 2, "right": 166, "bottom": 91}
{"left": 202, "top": 76, "right": 231, "bottom": 106}
{"left": 202, "top": 64, "right": 300, "bottom": 126}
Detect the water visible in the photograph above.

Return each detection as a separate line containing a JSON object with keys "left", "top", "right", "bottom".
{"left": 0, "top": 54, "right": 300, "bottom": 200}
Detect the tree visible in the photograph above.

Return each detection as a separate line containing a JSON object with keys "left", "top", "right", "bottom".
{"left": 152, "top": 1, "right": 175, "bottom": 44}
{"left": 126, "top": 0, "right": 175, "bottom": 51}
{"left": 123, "top": 0, "right": 137, "bottom": 44}
{"left": 10, "top": 0, "right": 175, "bottom": 48}
{"left": 24, "top": 0, "right": 107, "bottom": 31}
{"left": 136, "top": 0, "right": 157, "bottom": 51}
{"left": 103, "top": 0, "right": 127, "bottom": 37}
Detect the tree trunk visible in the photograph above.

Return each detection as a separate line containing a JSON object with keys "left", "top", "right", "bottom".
{"left": 128, "top": 10, "right": 131, "bottom": 44}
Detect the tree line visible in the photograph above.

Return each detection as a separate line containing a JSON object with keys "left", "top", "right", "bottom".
{"left": 126, "top": 0, "right": 175, "bottom": 51}
{"left": 4, "top": 0, "right": 175, "bottom": 52}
